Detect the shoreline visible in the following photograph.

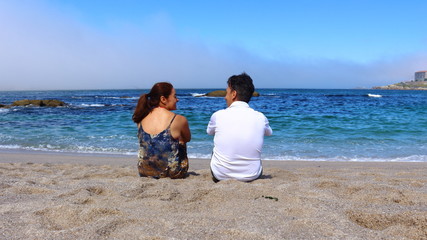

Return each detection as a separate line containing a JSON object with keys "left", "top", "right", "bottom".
{"left": 1, "top": 149, "right": 426, "bottom": 165}
{"left": 1, "top": 151, "right": 427, "bottom": 171}
{"left": 1, "top": 151, "right": 426, "bottom": 239}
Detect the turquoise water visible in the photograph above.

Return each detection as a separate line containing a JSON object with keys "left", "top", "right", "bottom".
{"left": 1, "top": 89, "right": 426, "bottom": 162}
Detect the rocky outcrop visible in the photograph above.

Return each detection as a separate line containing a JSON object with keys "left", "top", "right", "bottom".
{"left": 204, "top": 90, "right": 260, "bottom": 97}
{"left": 205, "top": 90, "right": 226, "bottom": 97}
{"left": 10, "top": 99, "right": 67, "bottom": 107}
{"left": 373, "top": 81, "right": 427, "bottom": 90}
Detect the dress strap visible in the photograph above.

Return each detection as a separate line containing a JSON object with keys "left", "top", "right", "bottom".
{"left": 168, "top": 114, "right": 177, "bottom": 128}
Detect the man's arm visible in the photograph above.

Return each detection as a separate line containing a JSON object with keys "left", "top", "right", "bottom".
{"left": 206, "top": 113, "right": 217, "bottom": 135}
{"left": 264, "top": 117, "right": 273, "bottom": 136}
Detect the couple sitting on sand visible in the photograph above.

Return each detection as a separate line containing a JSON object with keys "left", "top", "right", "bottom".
{"left": 132, "top": 73, "right": 273, "bottom": 182}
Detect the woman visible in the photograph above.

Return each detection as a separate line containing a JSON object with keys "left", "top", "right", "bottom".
{"left": 132, "top": 82, "right": 191, "bottom": 179}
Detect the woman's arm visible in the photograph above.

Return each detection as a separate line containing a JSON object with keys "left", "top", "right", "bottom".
{"left": 180, "top": 116, "right": 191, "bottom": 143}
{"left": 173, "top": 115, "right": 191, "bottom": 143}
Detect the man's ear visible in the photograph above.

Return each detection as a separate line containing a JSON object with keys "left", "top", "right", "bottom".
{"left": 231, "top": 90, "right": 237, "bottom": 101}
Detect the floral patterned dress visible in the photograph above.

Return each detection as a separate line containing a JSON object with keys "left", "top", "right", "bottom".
{"left": 137, "top": 114, "right": 188, "bottom": 179}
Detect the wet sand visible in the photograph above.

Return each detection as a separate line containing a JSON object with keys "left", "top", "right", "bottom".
{"left": 1, "top": 151, "right": 426, "bottom": 239}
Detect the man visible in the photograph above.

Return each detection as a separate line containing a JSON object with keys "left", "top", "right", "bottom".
{"left": 207, "top": 73, "right": 273, "bottom": 182}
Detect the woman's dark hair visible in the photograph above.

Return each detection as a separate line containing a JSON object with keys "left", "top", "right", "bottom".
{"left": 132, "top": 82, "right": 174, "bottom": 123}
{"left": 227, "top": 72, "right": 255, "bottom": 103}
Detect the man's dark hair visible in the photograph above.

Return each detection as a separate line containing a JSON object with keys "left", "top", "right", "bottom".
{"left": 227, "top": 72, "right": 255, "bottom": 103}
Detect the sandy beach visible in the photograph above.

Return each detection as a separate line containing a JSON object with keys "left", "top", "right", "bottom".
{"left": 1, "top": 151, "right": 426, "bottom": 239}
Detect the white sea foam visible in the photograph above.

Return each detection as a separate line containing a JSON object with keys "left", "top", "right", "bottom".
{"left": 0, "top": 144, "right": 137, "bottom": 155}
{"left": 191, "top": 93, "right": 206, "bottom": 97}
{"left": 187, "top": 153, "right": 212, "bottom": 159}
{"left": 102, "top": 96, "right": 138, "bottom": 99}
{"left": 0, "top": 144, "right": 21, "bottom": 149}
{"left": 100, "top": 96, "right": 121, "bottom": 99}
{"left": 0, "top": 109, "right": 9, "bottom": 114}
{"left": 80, "top": 104, "right": 105, "bottom": 107}
{"left": 262, "top": 155, "right": 427, "bottom": 162}
{"left": 367, "top": 93, "right": 382, "bottom": 98}
{"left": 190, "top": 93, "right": 221, "bottom": 98}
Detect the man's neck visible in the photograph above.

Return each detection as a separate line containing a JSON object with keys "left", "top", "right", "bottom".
{"left": 229, "top": 101, "right": 248, "bottom": 107}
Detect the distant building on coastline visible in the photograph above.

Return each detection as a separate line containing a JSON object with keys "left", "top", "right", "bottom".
{"left": 415, "top": 71, "right": 427, "bottom": 81}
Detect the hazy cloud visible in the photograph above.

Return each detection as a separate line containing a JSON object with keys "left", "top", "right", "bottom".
{"left": 0, "top": 1, "right": 425, "bottom": 90}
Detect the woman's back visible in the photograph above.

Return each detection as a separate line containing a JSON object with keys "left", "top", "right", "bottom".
{"left": 140, "top": 108, "right": 182, "bottom": 140}
{"left": 138, "top": 112, "right": 187, "bottom": 178}
{"left": 133, "top": 84, "right": 190, "bottom": 179}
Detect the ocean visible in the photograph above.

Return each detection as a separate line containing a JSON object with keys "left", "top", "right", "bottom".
{"left": 1, "top": 89, "right": 426, "bottom": 162}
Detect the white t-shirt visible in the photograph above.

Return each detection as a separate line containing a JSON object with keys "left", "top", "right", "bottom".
{"left": 207, "top": 101, "right": 273, "bottom": 181}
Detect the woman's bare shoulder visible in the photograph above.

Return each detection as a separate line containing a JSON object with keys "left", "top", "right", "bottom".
{"left": 174, "top": 114, "right": 188, "bottom": 124}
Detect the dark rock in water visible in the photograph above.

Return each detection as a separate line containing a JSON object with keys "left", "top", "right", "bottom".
{"left": 42, "top": 100, "right": 66, "bottom": 107}
{"left": 205, "top": 90, "right": 226, "bottom": 97}
{"left": 12, "top": 100, "right": 41, "bottom": 106}
{"left": 0, "top": 104, "right": 7, "bottom": 108}
{"left": 204, "top": 90, "right": 260, "bottom": 97}
{"left": 11, "top": 99, "right": 66, "bottom": 107}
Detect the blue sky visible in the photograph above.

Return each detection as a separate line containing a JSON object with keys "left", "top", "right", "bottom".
{"left": 1, "top": 0, "right": 426, "bottom": 90}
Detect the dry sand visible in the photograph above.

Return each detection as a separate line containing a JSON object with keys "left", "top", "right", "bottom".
{"left": 1, "top": 151, "right": 426, "bottom": 239}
